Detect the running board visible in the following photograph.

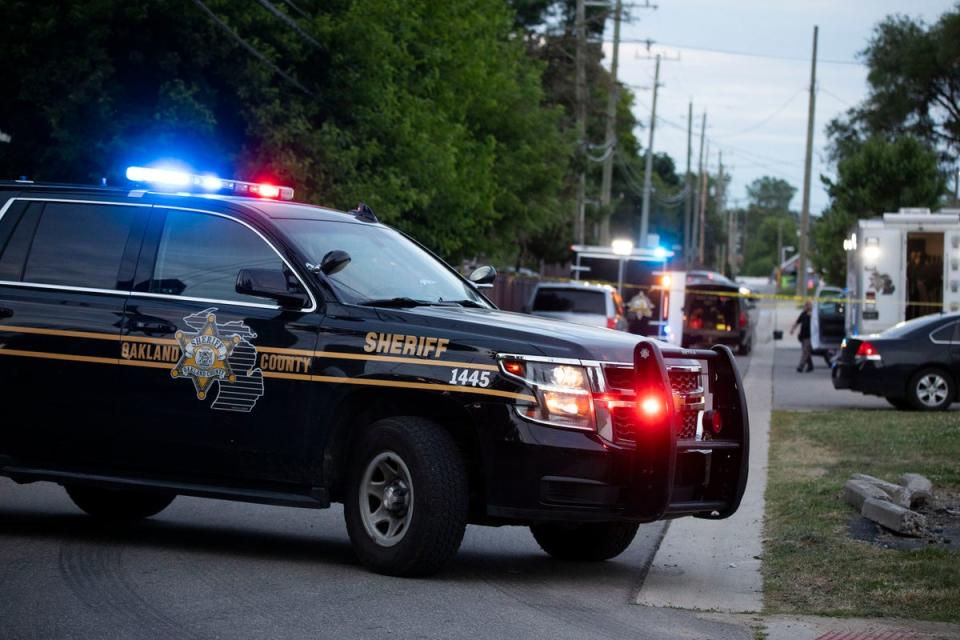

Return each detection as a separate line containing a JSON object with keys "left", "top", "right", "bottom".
{"left": 0, "top": 463, "right": 330, "bottom": 509}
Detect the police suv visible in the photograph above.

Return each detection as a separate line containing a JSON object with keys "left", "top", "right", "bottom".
{"left": 0, "top": 168, "right": 749, "bottom": 576}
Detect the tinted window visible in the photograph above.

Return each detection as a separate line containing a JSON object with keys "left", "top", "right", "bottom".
{"left": 0, "top": 202, "right": 42, "bottom": 281}
{"left": 533, "top": 288, "right": 606, "bottom": 314}
{"left": 880, "top": 314, "right": 950, "bottom": 338}
{"left": 930, "top": 321, "right": 958, "bottom": 343}
{"left": 152, "top": 210, "right": 289, "bottom": 305}
{"left": 23, "top": 203, "right": 136, "bottom": 289}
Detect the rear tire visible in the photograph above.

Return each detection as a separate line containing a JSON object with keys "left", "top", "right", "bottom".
{"left": 737, "top": 340, "right": 751, "bottom": 356}
{"left": 530, "top": 522, "right": 639, "bottom": 561}
{"left": 344, "top": 416, "right": 468, "bottom": 577}
{"left": 907, "top": 368, "right": 955, "bottom": 411}
{"left": 65, "top": 485, "right": 175, "bottom": 522}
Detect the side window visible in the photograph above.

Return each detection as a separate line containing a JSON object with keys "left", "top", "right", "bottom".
{"left": 930, "top": 322, "right": 958, "bottom": 343}
{"left": 22, "top": 203, "right": 137, "bottom": 289}
{"left": 0, "top": 202, "right": 42, "bottom": 281}
{"left": 150, "top": 210, "right": 294, "bottom": 305}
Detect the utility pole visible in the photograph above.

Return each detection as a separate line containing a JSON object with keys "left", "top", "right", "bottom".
{"left": 598, "top": 0, "right": 623, "bottom": 245}
{"left": 698, "top": 142, "right": 709, "bottom": 265}
{"left": 639, "top": 54, "right": 661, "bottom": 248}
{"left": 574, "top": 0, "right": 587, "bottom": 248}
{"left": 797, "top": 25, "right": 818, "bottom": 299}
{"left": 693, "top": 112, "right": 707, "bottom": 266}
{"left": 683, "top": 100, "right": 693, "bottom": 265}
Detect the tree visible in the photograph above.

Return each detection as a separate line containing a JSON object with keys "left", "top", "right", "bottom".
{"left": 738, "top": 176, "right": 797, "bottom": 277}
{"left": 0, "top": 0, "right": 570, "bottom": 263}
{"left": 813, "top": 135, "right": 947, "bottom": 283}
{"left": 827, "top": 6, "right": 960, "bottom": 159}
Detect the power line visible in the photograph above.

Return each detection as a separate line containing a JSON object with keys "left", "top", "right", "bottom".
{"left": 712, "top": 87, "right": 806, "bottom": 138}
{"left": 190, "top": 0, "right": 314, "bottom": 95}
{"left": 613, "top": 38, "right": 864, "bottom": 66}
{"left": 254, "top": 0, "right": 322, "bottom": 49}
{"left": 819, "top": 85, "right": 857, "bottom": 109}
{"left": 279, "top": 0, "right": 309, "bottom": 19}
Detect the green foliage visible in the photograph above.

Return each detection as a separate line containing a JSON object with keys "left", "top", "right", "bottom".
{"left": 0, "top": 0, "right": 570, "bottom": 262}
{"left": 737, "top": 176, "right": 798, "bottom": 277}
{"left": 827, "top": 5, "right": 960, "bottom": 159}
{"left": 814, "top": 136, "right": 946, "bottom": 283}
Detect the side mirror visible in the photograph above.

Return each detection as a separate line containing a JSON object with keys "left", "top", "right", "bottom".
{"left": 236, "top": 268, "right": 308, "bottom": 308}
{"left": 469, "top": 265, "right": 496, "bottom": 289}
{"left": 321, "top": 250, "right": 351, "bottom": 276}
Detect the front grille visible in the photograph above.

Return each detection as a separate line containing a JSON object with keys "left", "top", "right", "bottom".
{"left": 602, "top": 363, "right": 705, "bottom": 444}
{"left": 669, "top": 370, "right": 701, "bottom": 394}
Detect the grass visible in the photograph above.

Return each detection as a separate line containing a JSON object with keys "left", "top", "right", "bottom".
{"left": 763, "top": 409, "right": 960, "bottom": 623}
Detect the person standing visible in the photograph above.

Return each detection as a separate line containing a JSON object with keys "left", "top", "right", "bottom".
{"left": 790, "top": 300, "right": 814, "bottom": 372}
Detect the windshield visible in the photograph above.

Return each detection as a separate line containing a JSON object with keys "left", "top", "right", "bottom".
{"left": 532, "top": 288, "right": 606, "bottom": 314}
{"left": 275, "top": 219, "right": 488, "bottom": 307}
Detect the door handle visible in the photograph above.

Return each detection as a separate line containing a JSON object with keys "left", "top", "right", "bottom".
{"left": 131, "top": 319, "right": 177, "bottom": 336}
{"left": 0, "top": 307, "right": 12, "bottom": 319}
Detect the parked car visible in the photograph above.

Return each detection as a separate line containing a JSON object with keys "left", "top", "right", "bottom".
{"left": 526, "top": 281, "right": 626, "bottom": 330}
{"left": 811, "top": 285, "right": 846, "bottom": 365}
{"left": 683, "top": 272, "right": 755, "bottom": 355}
{"left": 832, "top": 312, "right": 960, "bottom": 410}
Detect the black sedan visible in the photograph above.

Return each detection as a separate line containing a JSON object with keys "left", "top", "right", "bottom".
{"left": 833, "top": 312, "right": 960, "bottom": 410}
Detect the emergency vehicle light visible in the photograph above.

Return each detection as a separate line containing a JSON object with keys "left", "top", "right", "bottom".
{"left": 125, "top": 166, "right": 294, "bottom": 201}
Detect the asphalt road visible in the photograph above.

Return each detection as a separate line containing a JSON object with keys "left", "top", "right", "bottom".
{"left": 0, "top": 477, "right": 751, "bottom": 640}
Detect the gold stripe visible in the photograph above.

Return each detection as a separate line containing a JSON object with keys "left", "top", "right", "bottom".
{"left": 0, "top": 326, "right": 499, "bottom": 372}
{"left": 261, "top": 370, "right": 313, "bottom": 382}
{"left": 0, "top": 348, "right": 119, "bottom": 366}
{"left": 122, "top": 336, "right": 177, "bottom": 346}
{"left": 312, "top": 350, "right": 499, "bottom": 371}
{"left": 117, "top": 359, "right": 174, "bottom": 370}
{"left": 0, "top": 325, "right": 120, "bottom": 342}
{"left": 310, "top": 375, "right": 535, "bottom": 402}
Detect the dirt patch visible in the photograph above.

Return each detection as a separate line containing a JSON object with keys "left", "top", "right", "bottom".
{"left": 848, "top": 490, "right": 960, "bottom": 551}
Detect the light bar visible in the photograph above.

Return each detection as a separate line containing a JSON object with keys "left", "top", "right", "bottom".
{"left": 125, "top": 166, "right": 294, "bottom": 200}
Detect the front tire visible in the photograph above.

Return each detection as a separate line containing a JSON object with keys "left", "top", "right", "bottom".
{"left": 65, "top": 485, "right": 175, "bottom": 522}
{"left": 907, "top": 368, "right": 955, "bottom": 411}
{"left": 530, "top": 522, "right": 639, "bottom": 562}
{"left": 344, "top": 417, "right": 468, "bottom": 577}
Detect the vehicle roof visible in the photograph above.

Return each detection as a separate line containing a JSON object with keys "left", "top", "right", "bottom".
{"left": 686, "top": 270, "right": 737, "bottom": 289}
{"left": 0, "top": 181, "right": 366, "bottom": 224}
{"left": 533, "top": 281, "right": 615, "bottom": 292}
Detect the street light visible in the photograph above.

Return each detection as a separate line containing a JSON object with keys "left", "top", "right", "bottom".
{"left": 611, "top": 238, "right": 633, "bottom": 299}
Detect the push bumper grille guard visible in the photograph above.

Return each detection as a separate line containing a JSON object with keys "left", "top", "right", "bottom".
{"left": 627, "top": 341, "right": 749, "bottom": 521}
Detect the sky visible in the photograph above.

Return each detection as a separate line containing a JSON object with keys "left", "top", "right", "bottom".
{"left": 602, "top": 0, "right": 954, "bottom": 215}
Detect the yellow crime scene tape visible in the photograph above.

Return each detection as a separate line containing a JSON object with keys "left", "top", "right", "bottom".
{"left": 494, "top": 273, "right": 953, "bottom": 310}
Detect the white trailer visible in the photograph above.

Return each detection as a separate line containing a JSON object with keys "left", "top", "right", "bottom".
{"left": 845, "top": 208, "right": 960, "bottom": 336}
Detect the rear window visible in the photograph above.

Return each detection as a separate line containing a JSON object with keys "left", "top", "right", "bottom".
{"left": 880, "top": 314, "right": 951, "bottom": 339}
{"left": 21, "top": 202, "right": 137, "bottom": 289}
{"left": 532, "top": 288, "right": 606, "bottom": 314}
{"left": 687, "top": 293, "right": 739, "bottom": 331}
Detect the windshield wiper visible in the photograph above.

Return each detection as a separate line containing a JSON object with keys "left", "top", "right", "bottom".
{"left": 443, "top": 299, "right": 486, "bottom": 308}
{"left": 359, "top": 297, "right": 435, "bottom": 308}
{"left": 359, "top": 297, "right": 486, "bottom": 309}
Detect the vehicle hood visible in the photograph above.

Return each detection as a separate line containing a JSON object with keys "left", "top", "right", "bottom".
{"left": 368, "top": 305, "right": 651, "bottom": 363}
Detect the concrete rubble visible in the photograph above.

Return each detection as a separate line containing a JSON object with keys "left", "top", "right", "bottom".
{"left": 843, "top": 473, "right": 934, "bottom": 537}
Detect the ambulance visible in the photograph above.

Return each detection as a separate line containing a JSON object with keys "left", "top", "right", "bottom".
{"left": 845, "top": 208, "right": 960, "bottom": 336}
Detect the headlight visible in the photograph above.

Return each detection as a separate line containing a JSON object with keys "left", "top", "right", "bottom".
{"left": 499, "top": 359, "right": 595, "bottom": 431}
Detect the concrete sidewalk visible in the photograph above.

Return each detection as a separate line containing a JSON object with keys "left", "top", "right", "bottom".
{"left": 634, "top": 304, "right": 775, "bottom": 613}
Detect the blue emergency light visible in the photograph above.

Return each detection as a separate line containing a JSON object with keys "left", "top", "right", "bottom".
{"left": 125, "top": 165, "right": 294, "bottom": 201}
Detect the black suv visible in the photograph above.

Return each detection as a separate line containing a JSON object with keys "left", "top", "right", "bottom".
{"left": 0, "top": 179, "right": 749, "bottom": 576}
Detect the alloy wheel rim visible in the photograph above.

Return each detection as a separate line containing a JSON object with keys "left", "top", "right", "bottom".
{"left": 359, "top": 451, "right": 414, "bottom": 547}
{"left": 916, "top": 374, "right": 948, "bottom": 407}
